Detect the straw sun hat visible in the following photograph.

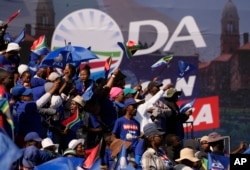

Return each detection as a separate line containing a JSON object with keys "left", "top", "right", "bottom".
{"left": 175, "top": 148, "right": 200, "bottom": 163}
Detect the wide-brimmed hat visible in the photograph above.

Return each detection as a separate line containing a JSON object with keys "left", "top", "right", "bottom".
{"left": 164, "top": 87, "right": 182, "bottom": 98}
{"left": 175, "top": 148, "right": 200, "bottom": 163}
{"left": 72, "top": 95, "right": 85, "bottom": 107}
{"left": 41, "top": 138, "right": 59, "bottom": 151}
{"left": 207, "top": 132, "right": 226, "bottom": 143}
{"left": 68, "top": 139, "right": 85, "bottom": 150}
{"left": 6, "top": 42, "right": 21, "bottom": 52}
{"left": 110, "top": 139, "right": 131, "bottom": 158}
{"left": 143, "top": 123, "right": 165, "bottom": 138}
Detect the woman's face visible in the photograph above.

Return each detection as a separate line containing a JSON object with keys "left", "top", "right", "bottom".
{"left": 70, "top": 100, "right": 78, "bottom": 113}
{"left": 75, "top": 143, "right": 85, "bottom": 158}
{"left": 63, "top": 64, "right": 72, "bottom": 78}
{"left": 79, "top": 69, "right": 89, "bottom": 82}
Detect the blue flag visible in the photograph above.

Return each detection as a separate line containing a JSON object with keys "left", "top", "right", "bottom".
{"left": 179, "top": 98, "right": 196, "bottom": 114}
{"left": 14, "top": 28, "right": 26, "bottom": 44}
{"left": 0, "top": 129, "right": 23, "bottom": 170}
{"left": 177, "top": 60, "right": 196, "bottom": 78}
{"left": 34, "top": 157, "right": 84, "bottom": 170}
{"left": 115, "top": 144, "right": 135, "bottom": 170}
{"left": 208, "top": 153, "right": 230, "bottom": 170}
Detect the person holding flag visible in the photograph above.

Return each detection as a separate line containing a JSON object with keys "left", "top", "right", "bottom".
{"left": 163, "top": 88, "right": 193, "bottom": 141}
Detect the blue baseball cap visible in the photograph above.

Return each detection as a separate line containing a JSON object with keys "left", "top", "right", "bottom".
{"left": 124, "top": 98, "right": 144, "bottom": 108}
{"left": 24, "top": 132, "right": 42, "bottom": 142}
{"left": 12, "top": 85, "right": 32, "bottom": 96}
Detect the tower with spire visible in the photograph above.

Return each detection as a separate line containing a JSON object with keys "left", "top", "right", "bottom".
{"left": 35, "top": 0, "right": 55, "bottom": 47}
{"left": 220, "top": 0, "right": 240, "bottom": 54}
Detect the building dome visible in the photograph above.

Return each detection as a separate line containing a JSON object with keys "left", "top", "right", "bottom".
{"left": 222, "top": 0, "right": 239, "bottom": 20}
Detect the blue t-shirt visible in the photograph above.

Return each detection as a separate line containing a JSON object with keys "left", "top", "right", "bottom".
{"left": 74, "top": 79, "right": 95, "bottom": 101}
{"left": 31, "top": 77, "right": 46, "bottom": 88}
{"left": 15, "top": 101, "right": 43, "bottom": 137}
{"left": 112, "top": 116, "right": 140, "bottom": 151}
{"left": 0, "top": 54, "right": 19, "bottom": 73}
{"left": 32, "top": 86, "right": 46, "bottom": 101}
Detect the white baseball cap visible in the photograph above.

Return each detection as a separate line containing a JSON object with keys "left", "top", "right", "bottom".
{"left": 18, "top": 64, "right": 29, "bottom": 76}
{"left": 6, "top": 42, "right": 21, "bottom": 52}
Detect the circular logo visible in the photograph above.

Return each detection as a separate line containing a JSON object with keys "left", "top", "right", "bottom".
{"left": 51, "top": 9, "right": 124, "bottom": 79}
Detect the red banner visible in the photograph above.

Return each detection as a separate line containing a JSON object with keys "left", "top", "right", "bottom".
{"left": 178, "top": 96, "right": 220, "bottom": 132}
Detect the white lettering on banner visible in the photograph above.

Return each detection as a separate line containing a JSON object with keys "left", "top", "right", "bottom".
{"left": 128, "top": 16, "right": 206, "bottom": 56}
{"left": 175, "top": 76, "right": 196, "bottom": 96}
{"left": 183, "top": 103, "right": 213, "bottom": 128}
{"left": 53, "top": 62, "right": 63, "bottom": 68}
{"left": 128, "top": 20, "right": 169, "bottom": 55}
{"left": 138, "top": 76, "right": 196, "bottom": 97}
{"left": 193, "top": 104, "right": 213, "bottom": 125}
{"left": 163, "top": 16, "right": 206, "bottom": 51}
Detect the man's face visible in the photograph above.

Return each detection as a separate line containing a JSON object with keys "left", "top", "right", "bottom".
{"left": 149, "top": 86, "right": 160, "bottom": 95}
{"left": 6, "top": 50, "right": 19, "bottom": 59}
{"left": 2, "top": 72, "right": 14, "bottom": 89}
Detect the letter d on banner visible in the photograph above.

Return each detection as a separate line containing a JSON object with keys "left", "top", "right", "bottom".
{"left": 128, "top": 20, "right": 169, "bottom": 56}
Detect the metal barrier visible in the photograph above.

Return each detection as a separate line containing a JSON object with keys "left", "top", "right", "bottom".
{"left": 183, "top": 121, "right": 194, "bottom": 139}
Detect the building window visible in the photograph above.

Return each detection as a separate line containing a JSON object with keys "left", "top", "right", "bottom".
{"left": 42, "top": 16, "right": 49, "bottom": 25}
{"left": 227, "top": 22, "right": 233, "bottom": 33}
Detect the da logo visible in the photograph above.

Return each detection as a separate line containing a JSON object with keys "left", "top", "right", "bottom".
{"left": 53, "top": 54, "right": 63, "bottom": 62}
{"left": 51, "top": 9, "right": 124, "bottom": 79}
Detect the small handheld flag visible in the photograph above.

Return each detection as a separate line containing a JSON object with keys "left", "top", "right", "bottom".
{"left": 151, "top": 54, "right": 173, "bottom": 70}
{"left": 208, "top": 153, "right": 229, "bottom": 170}
{"left": 179, "top": 99, "right": 196, "bottom": 114}
{"left": 7, "top": 9, "right": 21, "bottom": 25}
{"left": 83, "top": 139, "right": 103, "bottom": 169}
{"left": 114, "top": 144, "right": 135, "bottom": 170}
{"left": 31, "top": 35, "right": 49, "bottom": 56}
{"left": 104, "top": 56, "right": 112, "bottom": 79}
{"left": 177, "top": 60, "right": 196, "bottom": 78}
{"left": 117, "top": 40, "right": 141, "bottom": 59}
{"left": 0, "top": 98, "right": 14, "bottom": 140}
{"left": 14, "top": 28, "right": 26, "bottom": 44}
